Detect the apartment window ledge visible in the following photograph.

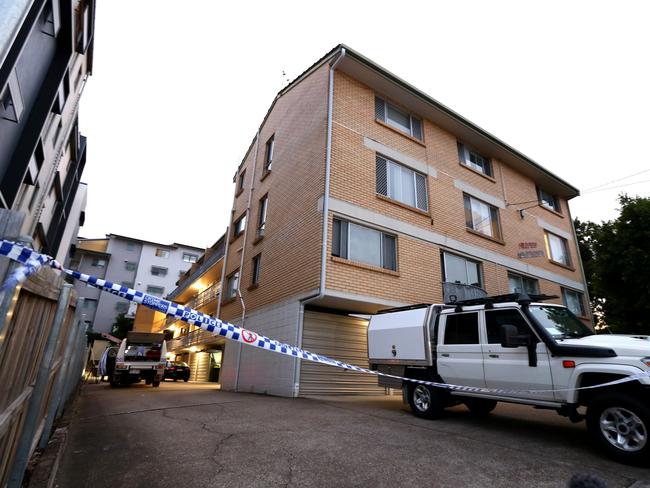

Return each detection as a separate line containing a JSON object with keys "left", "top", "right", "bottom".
{"left": 247, "top": 283, "right": 259, "bottom": 291}
{"left": 260, "top": 169, "right": 271, "bottom": 182}
{"left": 459, "top": 162, "right": 497, "bottom": 183}
{"left": 252, "top": 234, "right": 264, "bottom": 245}
{"left": 375, "top": 119, "right": 426, "bottom": 147}
{"left": 548, "top": 259, "right": 576, "bottom": 272}
{"left": 376, "top": 193, "right": 430, "bottom": 216}
{"left": 235, "top": 187, "right": 244, "bottom": 198}
{"left": 331, "top": 255, "right": 400, "bottom": 276}
{"left": 539, "top": 203, "right": 564, "bottom": 218}
{"left": 466, "top": 228, "right": 505, "bottom": 245}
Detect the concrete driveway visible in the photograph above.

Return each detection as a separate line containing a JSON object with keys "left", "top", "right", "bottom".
{"left": 55, "top": 382, "right": 650, "bottom": 487}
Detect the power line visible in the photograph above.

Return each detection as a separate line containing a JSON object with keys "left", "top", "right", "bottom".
{"left": 582, "top": 178, "right": 650, "bottom": 195}
{"left": 583, "top": 168, "right": 650, "bottom": 192}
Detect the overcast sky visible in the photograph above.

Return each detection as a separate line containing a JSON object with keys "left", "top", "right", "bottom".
{"left": 78, "top": 0, "right": 650, "bottom": 249}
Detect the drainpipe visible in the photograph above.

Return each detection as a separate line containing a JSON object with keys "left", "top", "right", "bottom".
{"left": 292, "top": 48, "right": 346, "bottom": 397}
{"left": 233, "top": 130, "right": 261, "bottom": 391}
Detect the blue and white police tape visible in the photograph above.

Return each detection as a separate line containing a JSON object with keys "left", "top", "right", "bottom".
{"left": 1, "top": 239, "right": 649, "bottom": 396}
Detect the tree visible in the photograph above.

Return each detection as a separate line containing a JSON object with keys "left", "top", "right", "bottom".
{"left": 576, "top": 195, "right": 650, "bottom": 334}
{"left": 111, "top": 313, "right": 134, "bottom": 339}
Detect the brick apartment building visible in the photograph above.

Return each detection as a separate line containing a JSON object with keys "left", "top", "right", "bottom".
{"left": 149, "top": 45, "right": 589, "bottom": 397}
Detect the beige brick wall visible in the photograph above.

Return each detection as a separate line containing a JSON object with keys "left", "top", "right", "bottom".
{"left": 220, "top": 64, "right": 330, "bottom": 322}
{"left": 327, "top": 71, "right": 587, "bottom": 316}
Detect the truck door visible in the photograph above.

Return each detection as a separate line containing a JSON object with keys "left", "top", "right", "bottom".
{"left": 437, "top": 312, "right": 486, "bottom": 388}
{"left": 481, "top": 308, "right": 554, "bottom": 401}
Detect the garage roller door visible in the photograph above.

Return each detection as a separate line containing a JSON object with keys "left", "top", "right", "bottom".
{"left": 299, "top": 311, "right": 384, "bottom": 396}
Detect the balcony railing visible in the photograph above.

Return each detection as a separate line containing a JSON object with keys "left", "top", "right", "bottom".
{"left": 167, "top": 328, "right": 216, "bottom": 351}
{"left": 442, "top": 282, "right": 487, "bottom": 304}
{"left": 163, "top": 282, "right": 220, "bottom": 329}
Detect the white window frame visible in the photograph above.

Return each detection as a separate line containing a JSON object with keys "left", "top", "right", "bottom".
{"left": 155, "top": 248, "right": 170, "bottom": 258}
{"left": 91, "top": 258, "right": 106, "bottom": 268}
{"left": 332, "top": 219, "right": 397, "bottom": 271}
{"left": 150, "top": 266, "right": 168, "bottom": 277}
{"left": 257, "top": 195, "right": 268, "bottom": 237}
{"left": 442, "top": 252, "right": 482, "bottom": 287}
{"left": 464, "top": 194, "right": 502, "bottom": 240}
{"left": 376, "top": 96, "right": 423, "bottom": 140}
{"left": 458, "top": 142, "right": 493, "bottom": 177}
{"left": 264, "top": 135, "right": 274, "bottom": 172}
{"left": 538, "top": 187, "right": 561, "bottom": 213}
{"left": 380, "top": 157, "right": 428, "bottom": 211}
{"left": 226, "top": 271, "right": 239, "bottom": 299}
{"left": 507, "top": 272, "right": 539, "bottom": 295}
{"left": 562, "top": 287, "right": 585, "bottom": 316}
{"left": 233, "top": 214, "right": 246, "bottom": 237}
{"left": 146, "top": 285, "right": 165, "bottom": 297}
{"left": 545, "top": 231, "right": 571, "bottom": 266}
{"left": 182, "top": 252, "right": 198, "bottom": 263}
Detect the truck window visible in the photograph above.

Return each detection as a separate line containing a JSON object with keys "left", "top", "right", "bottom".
{"left": 443, "top": 313, "right": 479, "bottom": 345}
{"left": 485, "top": 309, "right": 532, "bottom": 344}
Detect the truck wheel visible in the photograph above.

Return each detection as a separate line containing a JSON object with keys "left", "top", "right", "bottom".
{"left": 464, "top": 398, "right": 498, "bottom": 416}
{"left": 152, "top": 381, "right": 160, "bottom": 387}
{"left": 408, "top": 383, "right": 445, "bottom": 419}
{"left": 586, "top": 393, "right": 649, "bottom": 465}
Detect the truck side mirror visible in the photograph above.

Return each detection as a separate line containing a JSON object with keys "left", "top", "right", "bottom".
{"left": 500, "top": 324, "right": 531, "bottom": 348}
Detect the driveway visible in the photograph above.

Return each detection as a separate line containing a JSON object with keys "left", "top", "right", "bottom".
{"left": 56, "top": 382, "right": 650, "bottom": 487}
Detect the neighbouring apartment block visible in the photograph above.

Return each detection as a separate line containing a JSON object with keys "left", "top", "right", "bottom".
{"left": 69, "top": 234, "right": 202, "bottom": 333}
{"left": 1, "top": 0, "right": 95, "bottom": 263}
{"left": 147, "top": 45, "right": 589, "bottom": 397}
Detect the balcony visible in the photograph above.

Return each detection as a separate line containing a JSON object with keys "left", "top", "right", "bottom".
{"left": 167, "top": 328, "right": 217, "bottom": 352}
{"left": 163, "top": 282, "right": 220, "bottom": 329}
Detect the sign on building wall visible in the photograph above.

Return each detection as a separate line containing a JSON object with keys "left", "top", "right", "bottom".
{"left": 517, "top": 241, "right": 545, "bottom": 259}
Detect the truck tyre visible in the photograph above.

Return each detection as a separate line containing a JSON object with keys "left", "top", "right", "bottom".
{"left": 586, "top": 393, "right": 649, "bottom": 465}
{"left": 464, "top": 398, "right": 498, "bottom": 416}
{"left": 152, "top": 380, "right": 160, "bottom": 387}
{"left": 407, "top": 384, "right": 445, "bottom": 419}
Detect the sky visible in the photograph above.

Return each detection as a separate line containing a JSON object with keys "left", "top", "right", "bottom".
{"left": 79, "top": 0, "right": 650, "bottom": 249}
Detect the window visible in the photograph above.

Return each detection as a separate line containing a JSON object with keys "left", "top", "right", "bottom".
{"left": 537, "top": 187, "right": 561, "bottom": 213}
{"left": 182, "top": 252, "right": 198, "bottom": 263}
{"left": 1, "top": 68, "right": 24, "bottom": 123}
{"left": 155, "top": 248, "right": 170, "bottom": 258}
{"left": 443, "top": 313, "right": 479, "bottom": 344}
{"left": 76, "top": 0, "right": 93, "bottom": 53}
{"left": 332, "top": 219, "right": 397, "bottom": 271}
{"left": 485, "top": 309, "right": 532, "bottom": 344}
{"left": 126, "top": 242, "right": 136, "bottom": 251}
{"left": 464, "top": 194, "right": 502, "bottom": 240}
{"left": 151, "top": 266, "right": 168, "bottom": 277}
{"left": 457, "top": 142, "right": 493, "bottom": 177}
{"left": 544, "top": 231, "right": 571, "bottom": 266}
{"left": 507, "top": 273, "right": 539, "bottom": 295}
{"left": 121, "top": 281, "right": 134, "bottom": 289}
{"left": 225, "top": 271, "right": 239, "bottom": 299}
{"left": 562, "top": 288, "right": 586, "bottom": 316}
{"left": 442, "top": 252, "right": 481, "bottom": 287}
{"left": 375, "top": 96, "right": 423, "bottom": 140}
{"left": 146, "top": 285, "right": 165, "bottom": 297}
{"left": 233, "top": 214, "right": 246, "bottom": 238}
{"left": 237, "top": 170, "right": 246, "bottom": 193}
{"left": 83, "top": 298, "right": 97, "bottom": 311}
{"left": 376, "top": 155, "right": 428, "bottom": 211}
{"left": 91, "top": 258, "right": 106, "bottom": 268}
{"left": 251, "top": 254, "right": 261, "bottom": 286}
{"left": 42, "top": 0, "right": 61, "bottom": 37}
{"left": 263, "top": 135, "right": 274, "bottom": 173}
{"left": 124, "top": 261, "right": 137, "bottom": 271}
{"left": 115, "top": 302, "right": 129, "bottom": 314}
{"left": 257, "top": 195, "right": 268, "bottom": 237}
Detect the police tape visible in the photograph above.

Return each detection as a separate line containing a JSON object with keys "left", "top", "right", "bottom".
{"left": 1, "top": 239, "right": 649, "bottom": 397}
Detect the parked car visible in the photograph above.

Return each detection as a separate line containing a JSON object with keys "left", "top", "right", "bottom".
{"left": 367, "top": 293, "right": 650, "bottom": 465}
{"left": 164, "top": 361, "right": 190, "bottom": 382}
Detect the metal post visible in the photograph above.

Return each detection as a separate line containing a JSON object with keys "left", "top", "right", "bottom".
{"left": 38, "top": 298, "right": 84, "bottom": 449}
{"left": 8, "top": 284, "right": 73, "bottom": 488}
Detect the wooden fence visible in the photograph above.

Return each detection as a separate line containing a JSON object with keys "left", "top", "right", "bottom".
{"left": 0, "top": 209, "right": 87, "bottom": 488}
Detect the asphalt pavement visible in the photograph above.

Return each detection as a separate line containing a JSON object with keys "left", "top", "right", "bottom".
{"left": 55, "top": 382, "right": 650, "bottom": 488}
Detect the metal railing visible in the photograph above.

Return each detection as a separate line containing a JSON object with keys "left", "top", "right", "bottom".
{"left": 442, "top": 282, "right": 487, "bottom": 303}
{"left": 167, "top": 328, "right": 215, "bottom": 351}
{"left": 163, "top": 283, "right": 220, "bottom": 329}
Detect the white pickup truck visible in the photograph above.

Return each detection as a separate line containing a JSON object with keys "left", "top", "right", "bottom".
{"left": 367, "top": 293, "right": 650, "bottom": 464}
{"left": 111, "top": 332, "right": 167, "bottom": 387}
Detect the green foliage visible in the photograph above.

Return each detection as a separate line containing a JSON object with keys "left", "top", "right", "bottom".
{"left": 575, "top": 195, "right": 650, "bottom": 334}
{"left": 111, "top": 313, "right": 134, "bottom": 339}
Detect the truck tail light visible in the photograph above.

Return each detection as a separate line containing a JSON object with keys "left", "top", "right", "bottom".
{"left": 562, "top": 360, "right": 576, "bottom": 368}
{"left": 116, "top": 362, "right": 126, "bottom": 369}
{"left": 642, "top": 357, "right": 650, "bottom": 368}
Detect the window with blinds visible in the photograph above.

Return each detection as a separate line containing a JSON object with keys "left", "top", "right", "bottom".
{"left": 463, "top": 194, "right": 502, "bottom": 240}
{"left": 375, "top": 96, "right": 423, "bottom": 141}
{"left": 376, "top": 155, "right": 428, "bottom": 211}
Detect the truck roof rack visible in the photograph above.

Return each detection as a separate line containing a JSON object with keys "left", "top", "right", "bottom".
{"left": 446, "top": 293, "right": 559, "bottom": 310}
{"left": 376, "top": 303, "right": 433, "bottom": 315}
